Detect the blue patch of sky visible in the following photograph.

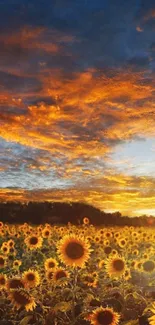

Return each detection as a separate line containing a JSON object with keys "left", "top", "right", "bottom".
{"left": 109, "top": 138, "right": 155, "bottom": 176}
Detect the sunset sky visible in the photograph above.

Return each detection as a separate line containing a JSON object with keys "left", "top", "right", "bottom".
{"left": 0, "top": 0, "right": 155, "bottom": 216}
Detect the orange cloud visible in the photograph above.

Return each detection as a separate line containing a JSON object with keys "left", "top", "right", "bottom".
{"left": 143, "top": 9, "right": 155, "bottom": 22}
{"left": 0, "top": 58, "right": 155, "bottom": 215}
{"left": 1, "top": 174, "right": 155, "bottom": 216}
{"left": 0, "top": 69, "right": 154, "bottom": 157}
{"left": 0, "top": 26, "right": 60, "bottom": 56}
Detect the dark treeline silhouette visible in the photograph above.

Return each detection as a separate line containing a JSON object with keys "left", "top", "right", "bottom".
{"left": 0, "top": 201, "right": 155, "bottom": 227}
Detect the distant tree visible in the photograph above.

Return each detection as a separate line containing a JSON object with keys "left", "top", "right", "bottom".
{"left": 0, "top": 201, "right": 154, "bottom": 227}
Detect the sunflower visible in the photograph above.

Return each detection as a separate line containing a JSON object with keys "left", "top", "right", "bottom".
{"left": 149, "top": 315, "right": 155, "bottom": 325}
{"left": 9, "top": 288, "right": 36, "bottom": 311}
{"left": 104, "top": 240, "right": 110, "bottom": 246}
{"left": 98, "top": 259, "right": 105, "bottom": 269}
{"left": 135, "top": 261, "right": 142, "bottom": 271}
{"left": 24, "top": 235, "right": 43, "bottom": 250}
{"left": 45, "top": 223, "right": 52, "bottom": 229}
{"left": 148, "top": 302, "right": 155, "bottom": 325}
{"left": 46, "top": 270, "right": 54, "bottom": 282}
{"left": 0, "top": 274, "right": 7, "bottom": 289}
{"left": 83, "top": 273, "right": 98, "bottom": 288}
{"left": 7, "top": 239, "right": 15, "bottom": 248}
{"left": 0, "top": 221, "right": 4, "bottom": 228}
{"left": 1, "top": 245, "right": 9, "bottom": 255}
{"left": 8, "top": 227, "right": 16, "bottom": 236}
{"left": 42, "top": 227, "right": 51, "bottom": 238}
{"left": 6, "top": 277, "right": 25, "bottom": 292}
{"left": 57, "top": 235, "right": 92, "bottom": 268}
{"left": 143, "top": 253, "right": 149, "bottom": 259}
{"left": 118, "top": 238, "right": 127, "bottom": 248}
{"left": 124, "top": 268, "right": 131, "bottom": 281}
{"left": 132, "top": 231, "right": 139, "bottom": 239}
{"left": 0, "top": 228, "right": 5, "bottom": 236}
{"left": 13, "top": 260, "right": 22, "bottom": 269}
{"left": 150, "top": 302, "right": 155, "bottom": 313}
{"left": 132, "top": 249, "right": 139, "bottom": 257}
{"left": 104, "top": 246, "right": 112, "bottom": 255}
{"left": 104, "top": 231, "right": 113, "bottom": 239}
{"left": 37, "top": 225, "right": 43, "bottom": 233}
{"left": 111, "top": 249, "right": 118, "bottom": 256}
{"left": 52, "top": 268, "right": 69, "bottom": 285}
{"left": 105, "top": 256, "right": 126, "bottom": 278}
{"left": 114, "top": 232, "right": 120, "bottom": 239}
{"left": 44, "top": 258, "right": 58, "bottom": 271}
{"left": 142, "top": 260, "right": 155, "bottom": 273}
{"left": 9, "top": 247, "right": 16, "bottom": 256}
{"left": 90, "top": 273, "right": 97, "bottom": 282}
{"left": 22, "top": 269, "right": 40, "bottom": 288}
{"left": 89, "top": 306, "right": 120, "bottom": 325}
{"left": 130, "top": 260, "right": 136, "bottom": 269}
{"left": 86, "top": 236, "right": 92, "bottom": 242}
{"left": 95, "top": 236, "right": 100, "bottom": 244}
{"left": 1, "top": 241, "right": 8, "bottom": 247}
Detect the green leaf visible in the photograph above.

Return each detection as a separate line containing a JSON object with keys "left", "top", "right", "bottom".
{"left": 19, "top": 315, "right": 33, "bottom": 325}
{"left": 124, "top": 320, "right": 139, "bottom": 325}
{"left": 53, "top": 301, "right": 72, "bottom": 312}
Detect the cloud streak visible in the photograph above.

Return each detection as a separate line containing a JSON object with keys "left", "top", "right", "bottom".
{"left": 1, "top": 173, "right": 155, "bottom": 216}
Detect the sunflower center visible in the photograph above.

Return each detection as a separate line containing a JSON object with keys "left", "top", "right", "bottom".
{"left": 13, "top": 290, "right": 30, "bottom": 305}
{"left": 47, "top": 271, "right": 53, "bottom": 279}
{"left": 30, "top": 237, "right": 38, "bottom": 245}
{"left": 9, "top": 255, "right": 14, "bottom": 261}
{"left": 49, "top": 261, "right": 55, "bottom": 268}
{"left": 113, "top": 259, "right": 125, "bottom": 271}
{"left": 27, "top": 273, "right": 35, "bottom": 281}
{"left": 97, "top": 310, "right": 114, "bottom": 325}
{"left": 0, "top": 257, "right": 5, "bottom": 266}
{"left": 104, "top": 246, "right": 112, "bottom": 254}
{"left": 0, "top": 277, "right": 5, "bottom": 285}
{"left": 56, "top": 270, "right": 66, "bottom": 280}
{"left": 85, "top": 275, "right": 94, "bottom": 283}
{"left": 143, "top": 260, "right": 155, "bottom": 272}
{"left": 9, "top": 279, "right": 24, "bottom": 289}
{"left": 65, "top": 242, "right": 84, "bottom": 259}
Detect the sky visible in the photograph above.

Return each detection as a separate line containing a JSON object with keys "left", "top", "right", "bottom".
{"left": 0, "top": 0, "right": 155, "bottom": 216}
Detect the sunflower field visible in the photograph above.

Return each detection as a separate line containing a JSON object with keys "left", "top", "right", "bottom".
{"left": 0, "top": 219, "right": 155, "bottom": 325}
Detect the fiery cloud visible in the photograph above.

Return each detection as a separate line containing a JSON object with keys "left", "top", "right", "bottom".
{"left": 1, "top": 69, "right": 155, "bottom": 153}
{"left": 1, "top": 173, "right": 155, "bottom": 216}
{"left": 0, "top": 1, "right": 155, "bottom": 216}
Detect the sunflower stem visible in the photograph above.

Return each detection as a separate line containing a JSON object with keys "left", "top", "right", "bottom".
{"left": 71, "top": 266, "right": 78, "bottom": 323}
{"left": 122, "top": 274, "right": 125, "bottom": 302}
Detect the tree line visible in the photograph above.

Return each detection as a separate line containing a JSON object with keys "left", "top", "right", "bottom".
{"left": 0, "top": 201, "right": 154, "bottom": 227}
